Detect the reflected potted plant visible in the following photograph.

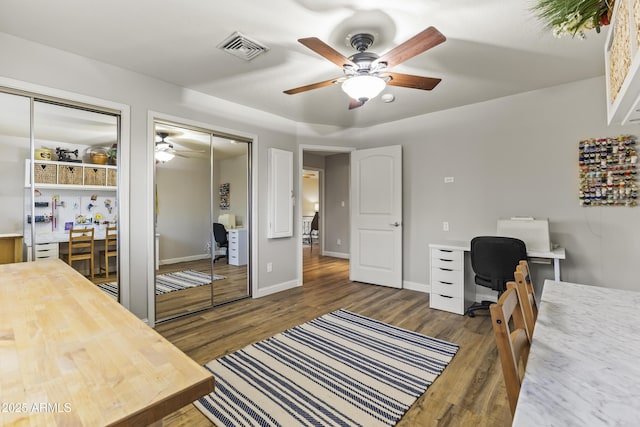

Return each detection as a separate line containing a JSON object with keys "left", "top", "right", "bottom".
{"left": 107, "top": 143, "right": 118, "bottom": 165}
{"left": 533, "top": 0, "right": 615, "bottom": 38}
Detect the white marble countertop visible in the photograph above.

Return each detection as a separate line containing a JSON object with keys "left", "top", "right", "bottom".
{"left": 513, "top": 280, "right": 640, "bottom": 426}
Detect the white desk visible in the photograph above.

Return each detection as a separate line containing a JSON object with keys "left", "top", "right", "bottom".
{"left": 513, "top": 280, "right": 640, "bottom": 426}
{"left": 428, "top": 241, "right": 566, "bottom": 315}
{"left": 430, "top": 240, "right": 566, "bottom": 281}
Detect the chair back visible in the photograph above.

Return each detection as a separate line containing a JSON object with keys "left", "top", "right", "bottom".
{"left": 490, "top": 287, "right": 531, "bottom": 417}
{"left": 513, "top": 260, "right": 538, "bottom": 339}
{"left": 470, "top": 236, "right": 527, "bottom": 293}
{"left": 105, "top": 226, "right": 117, "bottom": 252}
{"left": 213, "top": 222, "right": 228, "bottom": 245}
{"left": 310, "top": 211, "right": 319, "bottom": 232}
{"left": 68, "top": 228, "right": 95, "bottom": 279}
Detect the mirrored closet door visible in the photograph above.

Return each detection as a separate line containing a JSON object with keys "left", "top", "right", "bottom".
{"left": 0, "top": 89, "right": 121, "bottom": 301}
{"left": 154, "top": 121, "right": 250, "bottom": 322}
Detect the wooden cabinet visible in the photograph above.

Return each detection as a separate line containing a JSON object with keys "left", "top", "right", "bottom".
{"left": 0, "top": 234, "right": 23, "bottom": 264}
{"left": 228, "top": 228, "right": 247, "bottom": 266}
{"left": 605, "top": 0, "right": 640, "bottom": 124}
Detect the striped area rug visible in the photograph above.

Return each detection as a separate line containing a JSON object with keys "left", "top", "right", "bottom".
{"left": 97, "top": 270, "right": 225, "bottom": 298}
{"left": 195, "top": 309, "right": 459, "bottom": 427}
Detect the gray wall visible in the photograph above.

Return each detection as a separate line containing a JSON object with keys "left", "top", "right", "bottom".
{"left": 213, "top": 153, "right": 249, "bottom": 228}
{"left": 353, "top": 77, "right": 637, "bottom": 292}
{"left": 323, "top": 153, "right": 350, "bottom": 255}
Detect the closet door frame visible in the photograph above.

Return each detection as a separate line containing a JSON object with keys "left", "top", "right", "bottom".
{"left": 147, "top": 111, "right": 257, "bottom": 327}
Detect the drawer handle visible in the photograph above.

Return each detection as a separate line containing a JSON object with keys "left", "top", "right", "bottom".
{"left": 439, "top": 249, "right": 453, "bottom": 253}
{"left": 438, "top": 281, "right": 453, "bottom": 285}
{"left": 439, "top": 258, "right": 453, "bottom": 262}
{"left": 439, "top": 295, "right": 453, "bottom": 299}
{"left": 438, "top": 268, "right": 453, "bottom": 272}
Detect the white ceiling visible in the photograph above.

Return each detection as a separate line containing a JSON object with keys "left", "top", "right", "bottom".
{"left": 0, "top": 0, "right": 607, "bottom": 128}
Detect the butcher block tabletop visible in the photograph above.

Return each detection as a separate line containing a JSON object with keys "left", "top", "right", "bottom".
{"left": 0, "top": 259, "right": 214, "bottom": 426}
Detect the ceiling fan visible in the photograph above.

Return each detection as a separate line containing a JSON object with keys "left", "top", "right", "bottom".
{"left": 283, "top": 26, "right": 446, "bottom": 109}
{"left": 155, "top": 131, "right": 204, "bottom": 163}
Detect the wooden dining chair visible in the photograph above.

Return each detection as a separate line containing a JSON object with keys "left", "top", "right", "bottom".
{"left": 490, "top": 286, "right": 531, "bottom": 417}
{"left": 68, "top": 228, "right": 95, "bottom": 280}
{"left": 512, "top": 260, "right": 538, "bottom": 340}
{"left": 99, "top": 225, "right": 117, "bottom": 279}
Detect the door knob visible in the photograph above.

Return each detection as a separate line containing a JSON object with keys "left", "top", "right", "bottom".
{"left": 390, "top": 222, "right": 400, "bottom": 227}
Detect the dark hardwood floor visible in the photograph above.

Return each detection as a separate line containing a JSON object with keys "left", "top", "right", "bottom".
{"left": 156, "top": 247, "right": 511, "bottom": 427}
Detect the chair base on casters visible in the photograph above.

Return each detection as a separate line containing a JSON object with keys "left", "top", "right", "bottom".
{"left": 466, "top": 300, "right": 494, "bottom": 317}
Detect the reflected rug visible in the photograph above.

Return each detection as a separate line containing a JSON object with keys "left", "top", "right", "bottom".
{"left": 98, "top": 270, "right": 225, "bottom": 299}
{"left": 195, "top": 309, "right": 459, "bottom": 427}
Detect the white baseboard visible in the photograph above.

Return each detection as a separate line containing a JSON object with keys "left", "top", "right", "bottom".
{"left": 323, "top": 251, "right": 350, "bottom": 259}
{"left": 254, "top": 279, "right": 300, "bottom": 298}
{"left": 403, "top": 281, "right": 429, "bottom": 293}
{"left": 160, "top": 253, "right": 209, "bottom": 265}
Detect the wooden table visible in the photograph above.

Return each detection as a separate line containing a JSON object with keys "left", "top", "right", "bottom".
{"left": 0, "top": 259, "right": 214, "bottom": 426}
{"left": 0, "top": 233, "right": 23, "bottom": 264}
{"left": 513, "top": 280, "right": 640, "bottom": 426}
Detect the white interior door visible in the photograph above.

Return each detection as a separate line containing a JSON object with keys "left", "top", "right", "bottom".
{"left": 350, "top": 145, "right": 402, "bottom": 288}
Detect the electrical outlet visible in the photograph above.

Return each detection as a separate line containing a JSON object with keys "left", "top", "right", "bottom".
{"left": 337, "top": 238, "right": 341, "bottom": 245}
{"left": 443, "top": 221, "right": 449, "bottom": 232}
{"left": 444, "top": 177, "right": 454, "bottom": 183}
{"left": 266, "top": 262, "right": 272, "bottom": 273}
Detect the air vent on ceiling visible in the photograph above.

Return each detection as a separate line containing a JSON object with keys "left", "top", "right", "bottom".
{"left": 217, "top": 31, "right": 269, "bottom": 61}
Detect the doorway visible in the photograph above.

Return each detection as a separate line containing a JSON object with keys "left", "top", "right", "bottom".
{"left": 153, "top": 120, "right": 252, "bottom": 322}
{"left": 298, "top": 145, "right": 354, "bottom": 285}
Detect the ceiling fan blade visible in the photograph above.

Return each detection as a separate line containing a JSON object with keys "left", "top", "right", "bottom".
{"left": 374, "top": 27, "right": 446, "bottom": 68}
{"left": 383, "top": 72, "right": 442, "bottom": 90}
{"left": 284, "top": 77, "right": 342, "bottom": 95}
{"left": 348, "top": 99, "right": 365, "bottom": 110}
{"left": 298, "top": 37, "right": 356, "bottom": 68}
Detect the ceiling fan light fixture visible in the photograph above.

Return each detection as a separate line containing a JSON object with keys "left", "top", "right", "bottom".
{"left": 341, "top": 75, "right": 386, "bottom": 102}
{"left": 155, "top": 150, "right": 175, "bottom": 163}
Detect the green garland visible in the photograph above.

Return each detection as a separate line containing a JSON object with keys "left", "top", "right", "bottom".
{"left": 532, "top": 0, "right": 614, "bottom": 38}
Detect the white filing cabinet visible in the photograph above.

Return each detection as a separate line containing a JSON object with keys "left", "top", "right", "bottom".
{"left": 26, "top": 242, "right": 60, "bottom": 262}
{"left": 228, "top": 228, "right": 247, "bottom": 266}
{"left": 429, "top": 244, "right": 474, "bottom": 315}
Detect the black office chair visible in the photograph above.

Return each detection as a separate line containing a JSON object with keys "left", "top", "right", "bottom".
{"left": 213, "top": 222, "right": 228, "bottom": 263}
{"left": 466, "top": 236, "right": 528, "bottom": 317}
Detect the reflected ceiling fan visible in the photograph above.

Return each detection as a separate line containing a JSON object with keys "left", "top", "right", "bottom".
{"left": 155, "top": 131, "right": 204, "bottom": 163}
{"left": 284, "top": 26, "right": 446, "bottom": 109}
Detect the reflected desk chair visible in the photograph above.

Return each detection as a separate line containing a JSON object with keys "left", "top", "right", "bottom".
{"left": 68, "top": 228, "right": 95, "bottom": 280}
{"left": 466, "top": 236, "right": 528, "bottom": 317}
{"left": 99, "top": 225, "right": 118, "bottom": 279}
{"left": 213, "top": 222, "right": 228, "bottom": 263}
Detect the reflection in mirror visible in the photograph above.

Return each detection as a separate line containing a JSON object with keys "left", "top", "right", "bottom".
{"left": 0, "top": 92, "right": 30, "bottom": 263}
{"left": 30, "top": 101, "right": 120, "bottom": 299}
{"left": 154, "top": 122, "right": 250, "bottom": 322}
{"left": 0, "top": 91, "right": 121, "bottom": 303}
{"left": 212, "top": 137, "right": 250, "bottom": 304}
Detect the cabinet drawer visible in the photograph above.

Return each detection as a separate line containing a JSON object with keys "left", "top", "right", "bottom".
{"left": 431, "top": 278, "right": 462, "bottom": 299}
{"left": 35, "top": 243, "right": 59, "bottom": 259}
{"left": 431, "top": 267, "right": 463, "bottom": 285}
{"left": 431, "top": 250, "right": 464, "bottom": 270}
{"left": 430, "top": 293, "right": 464, "bottom": 315}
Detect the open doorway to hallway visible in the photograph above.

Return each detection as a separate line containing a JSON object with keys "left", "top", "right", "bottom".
{"left": 299, "top": 146, "right": 353, "bottom": 285}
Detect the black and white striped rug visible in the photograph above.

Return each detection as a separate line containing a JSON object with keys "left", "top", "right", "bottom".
{"left": 195, "top": 309, "right": 458, "bottom": 427}
{"left": 98, "top": 270, "right": 224, "bottom": 299}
